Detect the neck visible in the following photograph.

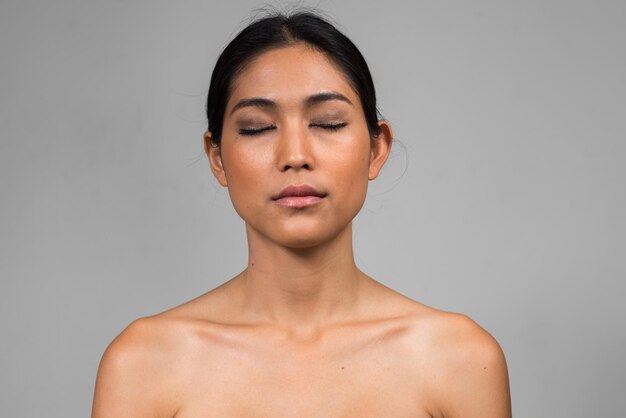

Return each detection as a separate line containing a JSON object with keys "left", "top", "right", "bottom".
{"left": 232, "top": 221, "right": 365, "bottom": 338}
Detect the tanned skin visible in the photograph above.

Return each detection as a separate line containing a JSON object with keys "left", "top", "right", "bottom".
{"left": 92, "top": 43, "right": 512, "bottom": 418}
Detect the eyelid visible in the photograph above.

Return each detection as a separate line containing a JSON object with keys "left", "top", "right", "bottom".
{"left": 238, "top": 125, "right": 276, "bottom": 136}
{"left": 310, "top": 122, "right": 348, "bottom": 130}
{"left": 238, "top": 121, "right": 347, "bottom": 136}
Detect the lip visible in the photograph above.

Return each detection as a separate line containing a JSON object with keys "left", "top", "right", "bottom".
{"left": 273, "top": 184, "right": 327, "bottom": 208}
{"left": 274, "top": 195, "right": 325, "bottom": 208}
{"left": 273, "top": 184, "right": 326, "bottom": 200}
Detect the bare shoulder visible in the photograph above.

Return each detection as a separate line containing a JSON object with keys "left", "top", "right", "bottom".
{"left": 91, "top": 284, "right": 231, "bottom": 417}
{"left": 92, "top": 315, "right": 188, "bottom": 417}
{"left": 363, "top": 284, "right": 512, "bottom": 418}
{"left": 413, "top": 307, "right": 505, "bottom": 360}
{"left": 405, "top": 306, "right": 512, "bottom": 418}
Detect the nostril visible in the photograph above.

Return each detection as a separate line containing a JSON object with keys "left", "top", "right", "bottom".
{"left": 279, "top": 149, "right": 314, "bottom": 171}
{"left": 283, "top": 162, "right": 312, "bottom": 171}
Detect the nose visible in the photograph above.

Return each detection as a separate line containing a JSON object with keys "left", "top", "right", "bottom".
{"left": 276, "top": 121, "right": 315, "bottom": 172}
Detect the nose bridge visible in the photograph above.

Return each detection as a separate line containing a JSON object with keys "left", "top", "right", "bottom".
{"left": 276, "top": 118, "right": 314, "bottom": 171}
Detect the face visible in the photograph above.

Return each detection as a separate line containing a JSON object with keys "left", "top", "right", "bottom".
{"left": 205, "top": 43, "right": 391, "bottom": 248}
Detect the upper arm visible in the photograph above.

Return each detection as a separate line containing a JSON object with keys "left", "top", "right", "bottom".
{"left": 91, "top": 317, "right": 178, "bottom": 418}
{"left": 434, "top": 314, "right": 512, "bottom": 418}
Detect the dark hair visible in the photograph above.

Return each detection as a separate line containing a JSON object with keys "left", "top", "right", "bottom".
{"left": 206, "top": 10, "right": 382, "bottom": 147}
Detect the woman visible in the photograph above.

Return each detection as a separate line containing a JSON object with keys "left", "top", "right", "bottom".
{"left": 92, "top": 10, "right": 512, "bottom": 418}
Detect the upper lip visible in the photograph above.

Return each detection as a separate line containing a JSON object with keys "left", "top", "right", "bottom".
{"left": 273, "top": 184, "right": 327, "bottom": 200}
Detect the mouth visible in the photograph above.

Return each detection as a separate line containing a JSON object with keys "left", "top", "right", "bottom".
{"left": 272, "top": 184, "right": 327, "bottom": 208}
{"left": 273, "top": 195, "right": 325, "bottom": 208}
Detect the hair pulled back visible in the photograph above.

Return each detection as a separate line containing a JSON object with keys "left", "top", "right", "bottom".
{"left": 206, "top": 10, "right": 381, "bottom": 147}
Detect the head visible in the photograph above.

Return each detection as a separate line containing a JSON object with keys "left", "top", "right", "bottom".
{"left": 204, "top": 10, "right": 392, "bottom": 248}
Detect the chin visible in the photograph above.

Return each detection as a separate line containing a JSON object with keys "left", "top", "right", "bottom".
{"left": 278, "top": 220, "right": 353, "bottom": 249}
{"left": 243, "top": 211, "right": 353, "bottom": 248}
{"left": 276, "top": 235, "right": 329, "bottom": 249}
{"left": 267, "top": 226, "right": 327, "bottom": 248}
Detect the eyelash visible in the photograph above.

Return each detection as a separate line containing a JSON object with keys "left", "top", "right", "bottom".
{"left": 239, "top": 125, "right": 276, "bottom": 136}
{"left": 314, "top": 122, "right": 347, "bottom": 131}
{"left": 238, "top": 122, "right": 347, "bottom": 136}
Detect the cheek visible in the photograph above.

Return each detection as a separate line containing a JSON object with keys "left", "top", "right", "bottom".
{"left": 327, "top": 138, "right": 371, "bottom": 187}
{"left": 322, "top": 137, "right": 372, "bottom": 218}
{"left": 222, "top": 145, "right": 271, "bottom": 208}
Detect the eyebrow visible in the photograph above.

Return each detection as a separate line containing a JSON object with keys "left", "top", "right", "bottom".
{"left": 229, "top": 91, "right": 353, "bottom": 115}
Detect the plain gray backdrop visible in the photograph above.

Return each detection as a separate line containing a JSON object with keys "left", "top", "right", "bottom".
{"left": 1, "top": 0, "right": 624, "bottom": 416}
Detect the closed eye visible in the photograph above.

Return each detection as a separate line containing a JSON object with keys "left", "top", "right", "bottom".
{"left": 311, "top": 122, "right": 348, "bottom": 131}
{"left": 239, "top": 125, "right": 276, "bottom": 136}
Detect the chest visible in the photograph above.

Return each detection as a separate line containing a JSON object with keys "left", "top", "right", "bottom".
{"left": 172, "top": 342, "right": 435, "bottom": 418}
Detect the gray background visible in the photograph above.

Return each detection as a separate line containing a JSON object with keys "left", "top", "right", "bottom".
{"left": 1, "top": 0, "right": 624, "bottom": 416}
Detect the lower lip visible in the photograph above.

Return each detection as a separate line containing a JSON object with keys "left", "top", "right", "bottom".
{"left": 274, "top": 195, "right": 325, "bottom": 208}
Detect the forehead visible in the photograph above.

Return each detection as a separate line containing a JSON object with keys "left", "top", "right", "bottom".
{"left": 227, "top": 44, "right": 359, "bottom": 110}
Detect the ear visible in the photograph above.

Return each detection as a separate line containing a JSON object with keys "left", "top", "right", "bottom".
{"left": 368, "top": 120, "right": 393, "bottom": 180}
{"left": 204, "top": 130, "right": 228, "bottom": 187}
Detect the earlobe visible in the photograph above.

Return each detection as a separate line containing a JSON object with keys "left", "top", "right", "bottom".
{"left": 368, "top": 120, "right": 393, "bottom": 180}
{"left": 204, "top": 130, "right": 228, "bottom": 187}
